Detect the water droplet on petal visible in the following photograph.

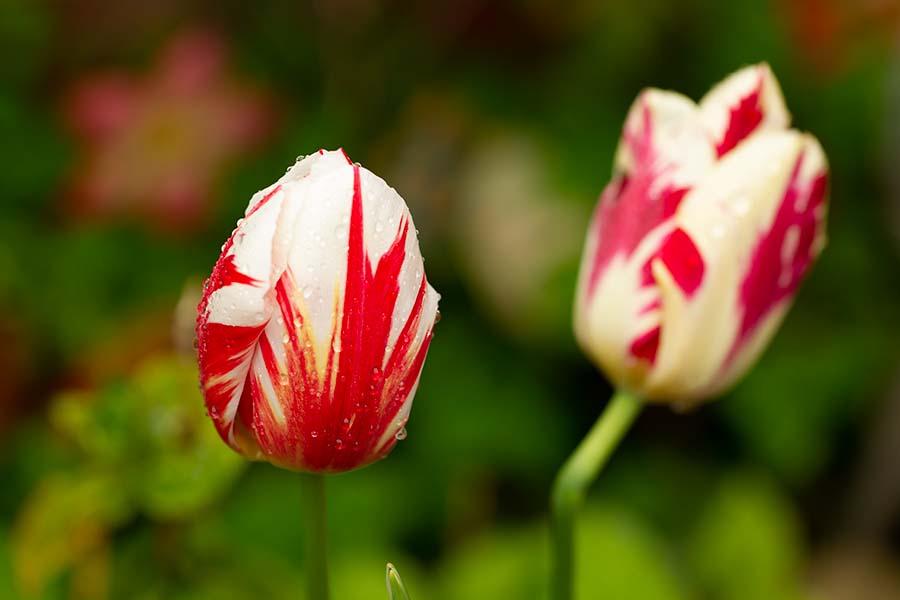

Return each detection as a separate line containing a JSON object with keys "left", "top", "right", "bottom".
{"left": 395, "top": 428, "right": 407, "bottom": 441}
{"left": 302, "top": 285, "right": 314, "bottom": 299}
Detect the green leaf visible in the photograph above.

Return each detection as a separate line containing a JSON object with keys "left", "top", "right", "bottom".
{"left": 386, "top": 563, "right": 412, "bottom": 600}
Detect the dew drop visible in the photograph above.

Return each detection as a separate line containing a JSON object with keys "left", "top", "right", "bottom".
{"left": 335, "top": 225, "right": 348, "bottom": 239}
{"left": 375, "top": 221, "right": 384, "bottom": 233}
{"left": 282, "top": 333, "right": 290, "bottom": 345}
{"left": 335, "top": 438, "right": 344, "bottom": 449}
{"left": 302, "top": 285, "right": 314, "bottom": 299}
{"left": 310, "top": 430, "right": 319, "bottom": 439}
{"left": 332, "top": 337, "right": 342, "bottom": 353}
{"left": 395, "top": 428, "right": 407, "bottom": 441}
{"left": 434, "top": 310, "right": 442, "bottom": 324}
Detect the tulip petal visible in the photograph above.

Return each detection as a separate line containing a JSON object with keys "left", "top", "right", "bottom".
{"left": 196, "top": 182, "right": 289, "bottom": 449}
{"left": 647, "top": 131, "right": 827, "bottom": 402}
{"left": 575, "top": 89, "right": 714, "bottom": 389}
{"left": 699, "top": 63, "right": 791, "bottom": 158}
{"left": 720, "top": 134, "right": 828, "bottom": 386}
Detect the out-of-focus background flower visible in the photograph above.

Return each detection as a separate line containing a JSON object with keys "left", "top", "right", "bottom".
{"left": 1, "top": 1, "right": 898, "bottom": 598}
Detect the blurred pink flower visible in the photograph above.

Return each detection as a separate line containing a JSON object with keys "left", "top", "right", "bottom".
{"left": 63, "top": 29, "right": 277, "bottom": 232}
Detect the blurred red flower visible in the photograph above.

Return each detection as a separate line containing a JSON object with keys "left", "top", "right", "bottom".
{"left": 63, "top": 29, "right": 277, "bottom": 232}
{"left": 781, "top": 0, "right": 900, "bottom": 76}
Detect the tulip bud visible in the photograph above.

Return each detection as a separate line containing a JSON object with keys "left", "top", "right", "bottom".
{"left": 574, "top": 64, "right": 828, "bottom": 406}
{"left": 196, "top": 149, "right": 440, "bottom": 472}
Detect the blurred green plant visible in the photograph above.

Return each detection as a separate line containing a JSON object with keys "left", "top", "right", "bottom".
{"left": 687, "top": 472, "right": 808, "bottom": 600}
{"left": 12, "top": 356, "right": 245, "bottom": 597}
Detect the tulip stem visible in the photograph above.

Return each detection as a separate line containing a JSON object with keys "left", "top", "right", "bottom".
{"left": 550, "top": 389, "right": 641, "bottom": 600}
{"left": 302, "top": 473, "right": 330, "bottom": 600}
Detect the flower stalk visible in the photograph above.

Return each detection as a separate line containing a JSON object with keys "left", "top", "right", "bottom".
{"left": 550, "top": 390, "right": 641, "bottom": 600}
{"left": 302, "top": 473, "right": 330, "bottom": 600}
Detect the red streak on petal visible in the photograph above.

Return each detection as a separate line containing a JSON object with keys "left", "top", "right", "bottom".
{"left": 245, "top": 184, "right": 281, "bottom": 219}
{"left": 216, "top": 254, "right": 259, "bottom": 287}
{"left": 631, "top": 228, "right": 704, "bottom": 364}
{"left": 727, "top": 153, "right": 828, "bottom": 364}
{"left": 586, "top": 103, "right": 691, "bottom": 296}
{"left": 640, "top": 228, "right": 705, "bottom": 296}
{"left": 639, "top": 298, "right": 662, "bottom": 315}
{"left": 715, "top": 73, "right": 765, "bottom": 157}
{"left": 630, "top": 327, "right": 661, "bottom": 364}
{"left": 196, "top": 320, "right": 266, "bottom": 448}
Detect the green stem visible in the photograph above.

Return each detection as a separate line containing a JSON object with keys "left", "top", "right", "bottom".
{"left": 302, "top": 473, "right": 330, "bottom": 600}
{"left": 550, "top": 390, "right": 642, "bottom": 600}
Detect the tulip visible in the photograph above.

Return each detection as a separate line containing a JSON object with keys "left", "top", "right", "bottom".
{"left": 196, "top": 149, "right": 440, "bottom": 474}
{"left": 573, "top": 63, "right": 828, "bottom": 406}
{"left": 553, "top": 65, "right": 828, "bottom": 600}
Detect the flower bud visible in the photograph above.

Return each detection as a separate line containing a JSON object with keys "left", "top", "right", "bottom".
{"left": 574, "top": 64, "right": 828, "bottom": 406}
{"left": 197, "top": 149, "right": 440, "bottom": 472}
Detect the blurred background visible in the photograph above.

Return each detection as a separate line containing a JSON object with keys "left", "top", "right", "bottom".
{"left": 1, "top": 0, "right": 899, "bottom": 598}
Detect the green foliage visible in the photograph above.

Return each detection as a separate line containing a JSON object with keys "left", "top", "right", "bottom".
{"left": 439, "top": 502, "right": 689, "bottom": 600}
{"left": 687, "top": 473, "right": 807, "bottom": 600}
{"left": 12, "top": 357, "right": 245, "bottom": 596}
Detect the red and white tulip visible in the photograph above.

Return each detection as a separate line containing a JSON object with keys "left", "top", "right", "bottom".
{"left": 196, "top": 149, "right": 440, "bottom": 472}
{"left": 574, "top": 64, "right": 829, "bottom": 406}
